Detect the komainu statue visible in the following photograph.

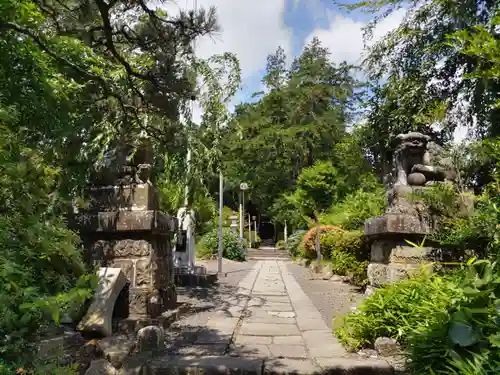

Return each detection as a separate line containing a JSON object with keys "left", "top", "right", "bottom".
{"left": 393, "top": 132, "right": 457, "bottom": 187}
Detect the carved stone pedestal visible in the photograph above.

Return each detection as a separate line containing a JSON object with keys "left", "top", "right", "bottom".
{"left": 364, "top": 213, "right": 434, "bottom": 291}
{"left": 74, "top": 182, "right": 177, "bottom": 333}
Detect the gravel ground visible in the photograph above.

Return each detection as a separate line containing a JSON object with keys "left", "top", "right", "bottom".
{"left": 285, "top": 261, "right": 365, "bottom": 329}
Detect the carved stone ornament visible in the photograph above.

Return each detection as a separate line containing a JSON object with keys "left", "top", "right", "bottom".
{"left": 392, "top": 132, "right": 457, "bottom": 188}
{"left": 93, "top": 139, "right": 154, "bottom": 186}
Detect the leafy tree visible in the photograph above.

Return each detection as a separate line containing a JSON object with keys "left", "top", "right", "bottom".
{"left": 287, "top": 161, "right": 346, "bottom": 218}
{"left": 221, "top": 38, "right": 361, "bottom": 215}
{"left": 342, "top": 0, "right": 500, "bottom": 181}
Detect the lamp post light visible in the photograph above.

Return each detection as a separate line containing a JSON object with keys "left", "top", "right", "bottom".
{"left": 239, "top": 182, "right": 248, "bottom": 239}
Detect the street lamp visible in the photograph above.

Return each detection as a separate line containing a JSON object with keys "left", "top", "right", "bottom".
{"left": 239, "top": 182, "right": 248, "bottom": 239}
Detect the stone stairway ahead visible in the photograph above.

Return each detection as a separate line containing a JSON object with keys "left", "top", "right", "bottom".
{"left": 246, "top": 246, "right": 290, "bottom": 261}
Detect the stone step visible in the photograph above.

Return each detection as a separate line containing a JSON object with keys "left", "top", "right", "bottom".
{"left": 246, "top": 250, "right": 290, "bottom": 260}
{"left": 143, "top": 354, "right": 396, "bottom": 374}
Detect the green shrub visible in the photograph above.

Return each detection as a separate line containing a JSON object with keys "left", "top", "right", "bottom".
{"left": 0, "top": 129, "right": 94, "bottom": 371}
{"left": 276, "top": 240, "right": 285, "bottom": 250}
{"left": 407, "top": 259, "right": 500, "bottom": 375}
{"left": 244, "top": 230, "right": 260, "bottom": 248}
{"left": 334, "top": 269, "right": 462, "bottom": 351}
{"left": 431, "top": 179, "right": 500, "bottom": 259}
{"left": 320, "top": 188, "right": 385, "bottom": 230}
{"left": 287, "top": 230, "right": 307, "bottom": 257}
{"left": 300, "top": 225, "right": 342, "bottom": 259}
{"left": 198, "top": 228, "right": 247, "bottom": 261}
{"left": 321, "top": 230, "right": 369, "bottom": 286}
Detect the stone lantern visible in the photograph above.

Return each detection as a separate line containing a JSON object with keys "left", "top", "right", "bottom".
{"left": 229, "top": 214, "right": 238, "bottom": 233}
{"left": 73, "top": 139, "right": 177, "bottom": 335}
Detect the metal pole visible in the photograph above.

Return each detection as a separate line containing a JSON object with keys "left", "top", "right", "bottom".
{"left": 284, "top": 220, "right": 288, "bottom": 245}
{"left": 217, "top": 170, "right": 223, "bottom": 274}
{"left": 240, "top": 190, "right": 244, "bottom": 238}
{"left": 248, "top": 213, "right": 252, "bottom": 245}
{"left": 185, "top": 147, "right": 195, "bottom": 271}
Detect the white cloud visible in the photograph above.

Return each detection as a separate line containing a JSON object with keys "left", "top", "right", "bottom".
{"left": 160, "top": 0, "right": 292, "bottom": 124}
{"left": 162, "top": 0, "right": 292, "bottom": 79}
{"left": 304, "top": 9, "right": 407, "bottom": 66}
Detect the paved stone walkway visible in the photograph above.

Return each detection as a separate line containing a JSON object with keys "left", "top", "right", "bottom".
{"left": 151, "top": 260, "right": 393, "bottom": 374}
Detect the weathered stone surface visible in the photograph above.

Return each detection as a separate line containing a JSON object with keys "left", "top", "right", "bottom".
{"left": 264, "top": 358, "right": 321, "bottom": 374}
{"left": 365, "top": 213, "right": 431, "bottom": 237}
{"left": 87, "top": 183, "right": 159, "bottom": 212}
{"left": 358, "top": 348, "right": 379, "bottom": 359}
{"left": 272, "top": 336, "right": 304, "bottom": 346}
{"left": 330, "top": 275, "right": 343, "bottom": 282}
{"left": 369, "top": 262, "right": 425, "bottom": 286}
{"left": 91, "top": 239, "right": 152, "bottom": 260}
{"left": 374, "top": 337, "right": 402, "bottom": 357}
{"left": 176, "top": 344, "right": 228, "bottom": 356}
{"left": 137, "top": 325, "right": 164, "bottom": 352}
{"left": 387, "top": 263, "right": 425, "bottom": 283}
{"left": 229, "top": 343, "right": 272, "bottom": 358}
{"left": 370, "top": 240, "right": 395, "bottom": 263}
{"left": 259, "top": 303, "right": 293, "bottom": 312}
{"left": 84, "top": 359, "right": 117, "bottom": 375}
{"left": 135, "top": 258, "right": 153, "bottom": 287}
{"left": 108, "top": 259, "right": 134, "bottom": 283}
{"left": 295, "top": 314, "right": 328, "bottom": 331}
{"left": 239, "top": 322, "right": 300, "bottom": 336}
{"left": 75, "top": 210, "right": 175, "bottom": 233}
{"left": 37, "top": 335, "right": 65, "bottom": 359}
{"left": 315, "top": 357, "right": 394, "bottom": 374}
{"left": 389, "top": 246, "right": 436, "bottom": 263}
{"left": 301, "top": 330, "right": 346, "bottom": 358}
{"left": 367, "top": 263, "right": 388, "bottom": 288}
{"left": 407, "top": 172, "right": 426, "bottom": 186}
{"left": 458, "top": 192, "right": 474, "bottom": 217}
{"left": 116, "top": 314, "right": 176, "bottom": 336}
{"left": 234, "top": 335, "right": 273, "bottom": 345}
{"left": 78, "top": 268, "right": 128, "bottom": 336}
{"left": 98, "top": 335, "right": 135, "bottom": 368}
{"left": 147, "top": 355, "right": 263, "bottom": 375}
{"left": 117, "top": 353, "right": 150, "bottom": 375}
{"left": 268, "top": 344, "right": 307, "bottom": 358}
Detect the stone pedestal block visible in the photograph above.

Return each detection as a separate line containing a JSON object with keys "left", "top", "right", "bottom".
{"left": 364, "top": 213, "right": 436, "bottom": 289}
{"left": 365, "top": 213, "right": 431, "bottom": 238}
{"left": 74, "top": 191, "right": 177, "bottom": 332}
{"left": 78, "top": 268, "right": 128, "bottom": 336}
{"left": 87, "top": 183, "right": 159, "bottom": 212}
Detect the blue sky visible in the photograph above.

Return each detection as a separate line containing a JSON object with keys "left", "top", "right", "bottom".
{"left": 223, "top": 0, "right": 406, "bottom": 106}
{"left": 164, "top": 0, "right": 467, "bottom": 143}
{"left": 164, "top": 0, "right": 406, "bottom": 119}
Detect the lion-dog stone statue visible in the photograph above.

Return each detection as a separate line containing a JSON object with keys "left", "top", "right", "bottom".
{"left": 393, "top": 132, "right": 457, "bottom": 187}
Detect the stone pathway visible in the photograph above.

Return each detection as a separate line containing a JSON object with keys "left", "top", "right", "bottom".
{"left": 151, "top": 260, "right": 394, "bottom": 374}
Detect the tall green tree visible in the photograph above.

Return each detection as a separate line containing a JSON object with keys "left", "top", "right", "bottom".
{"left": 343, "top": 0, "right": 500, "bottom": 180}
{"left": 221, "top": 38, "right": 361, "bottom": 215}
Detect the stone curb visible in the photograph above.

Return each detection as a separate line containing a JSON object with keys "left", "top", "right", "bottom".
{"left": 104, "top": 355, "right": 396, "bottom": 375}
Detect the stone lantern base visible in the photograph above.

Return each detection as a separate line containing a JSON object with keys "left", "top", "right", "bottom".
{"left": 76, "top": 209, "right": 177, "bottom": 318}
